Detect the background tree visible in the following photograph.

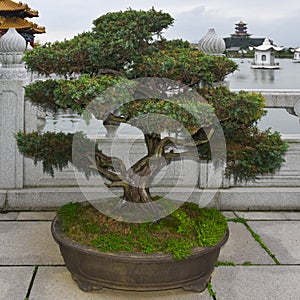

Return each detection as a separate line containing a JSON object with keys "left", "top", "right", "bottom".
{"left": 18, "top": 8, "right": 288, "bottom": 206}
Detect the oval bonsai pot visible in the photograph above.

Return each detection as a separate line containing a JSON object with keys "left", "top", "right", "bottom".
{"left": 51, "top": 215, "right": 229, "bottom": 292}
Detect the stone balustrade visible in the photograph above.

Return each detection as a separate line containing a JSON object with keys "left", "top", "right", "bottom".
{"left": 232, "top": 89, "right": 300, "bottom": 118}
{"left": 0, "top": 28, "right": 299, "bottom": 210}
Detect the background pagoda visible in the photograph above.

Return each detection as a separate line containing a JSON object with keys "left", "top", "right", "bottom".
{"left": 0, "top": 0, "right": 45, "bottom": 47}
{"left": 224, "top": 21, "right": 264, "bottom": 53}
{"left": 231, "top": 21, "right": 252, "bottom": 37}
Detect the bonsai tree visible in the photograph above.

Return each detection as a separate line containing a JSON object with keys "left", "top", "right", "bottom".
{"left": 17, "top": 8, "right": 288, "bottom": 221}
{"left": 19, "top": 9, "right": 287, "bottom": 204}
{"left": 16, "top": 8, "right": 288, "bottom": 292}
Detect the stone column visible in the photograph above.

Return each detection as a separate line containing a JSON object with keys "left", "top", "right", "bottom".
{"left": 0, "top": 28, "right": 28, "bottom": 188}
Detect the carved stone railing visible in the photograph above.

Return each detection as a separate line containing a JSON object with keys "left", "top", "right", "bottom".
{"left": 232, "top": 89, "right": 300, "bottom": 119}
{"left": 1, "top": 29, "right": 300, "bottom": 209}
{"left": 0, "top": 28, "right": 28, "bottom": 189}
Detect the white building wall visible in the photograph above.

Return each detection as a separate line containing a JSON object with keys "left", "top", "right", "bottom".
{"left": 294, "top": 52, "right": 300, "bottom": 60}
{"left": 255, "top": 50, "right": 275, "bottom": 66}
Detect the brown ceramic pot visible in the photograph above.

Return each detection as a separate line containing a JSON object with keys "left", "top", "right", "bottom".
{"left": 51, "top": 215, "right": 229, "bottom": 292}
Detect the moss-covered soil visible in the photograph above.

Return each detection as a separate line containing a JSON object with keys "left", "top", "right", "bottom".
{"left": 58, "top": 201, "right": 228, "bottom": 259}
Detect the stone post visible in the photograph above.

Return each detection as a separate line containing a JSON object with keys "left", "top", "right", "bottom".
{"left": 0, "top": 28, "right": 28, "bottom": 188}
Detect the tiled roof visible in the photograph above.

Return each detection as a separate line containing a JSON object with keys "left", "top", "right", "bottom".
{"left": 0, "top": 0, "right": 38, "bottom": 17}
{"left": 0, "top": 16, "right": 45, "bottom": 33}
{"left": 253, "top": 38, "right": 283, "bottom": 51}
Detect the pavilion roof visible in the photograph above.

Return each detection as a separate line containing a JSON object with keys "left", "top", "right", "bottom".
{"left": 253, "top": 38, "right": 283, "bottom": 51}
{"left": 0, "top": 16, "right": 45, "bottom": 33}
{"left": 0, "top": 0, "right": 38, "bottom": 18}
{"left": 292, "top": 47, "right": 300, "bottom": 53}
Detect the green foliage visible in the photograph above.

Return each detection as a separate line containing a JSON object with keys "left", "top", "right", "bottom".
{"left": 91, "top": 8, "right": 174, "bottom": 71}
{"left": 23, "top": 32, "right": 94, "bottom": 76}
{"left": 16, "top": 131, "right": 73, "bottom": 176}
{"left": 121, "top": 98, "right": 215, "bottom": 135}
{"left": 131, "top": 47, "right": 238, "bottom": 86}
{"left": 200, "top": 86, "right": 266, "bottom": 129}
{"left": 198, "top": 87, "right": 288, "bottom": 180}
{"left": 156, "top": 38, "right": 192, "bottom": 50}
{"left": 25, "top": 75, "right": 125, "bottom": 113}
{"left": 24, "top": 8, "right": 174, "bottom": 76}
{"left": 25, "top": 79, "right": 59, "bottom": 111}
{"left": 225, "top": 129, "right": 288, "bottom": 181}
{"left": 58, "top": 201, "right": 228, "bottom": 259}
{"left": 16, "top": 131, "right": 100, "bottom": 178}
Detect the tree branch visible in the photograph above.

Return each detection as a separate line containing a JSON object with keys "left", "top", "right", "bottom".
{"left": 155, "top": 127, "right": 214, "bottom": 155}
{"left": 97, "top": 68, "right": 125, "bottom": 77}
{"left": 87, "top": 150, "right": 127, "bottom": 183}
{"left": 104, "top": 113, "right": 128, "bottom": 124}
{"left": 164, "top": 151, "right": 200, "bottom": 162}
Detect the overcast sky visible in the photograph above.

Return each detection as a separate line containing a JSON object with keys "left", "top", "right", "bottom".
{"left": 28, "top": 0, "right": 300, "bottom": 47}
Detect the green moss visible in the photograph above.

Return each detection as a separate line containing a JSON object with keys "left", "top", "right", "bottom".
{"left": 242, "top": 261, "right": 253, "bottom": 266}
{"left": 207, "top": 281, "right": 216, "bottom": 298}
{"left": 216, "top": 261, "right": 236, "bottom": 266}
{"left": 58, "top": 201, "right": 228, "bottom": 260}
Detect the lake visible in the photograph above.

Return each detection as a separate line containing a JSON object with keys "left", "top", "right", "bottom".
{"left": 44, "top": 58, "right": 300, "bottom": 136}
{"left": 227, "top": 58, "right": 300, "bottom": 135}
{"left": 227, "top": 58, "right": 300, "bottom": 90}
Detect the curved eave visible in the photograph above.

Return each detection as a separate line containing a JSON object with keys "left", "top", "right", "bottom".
{"left": 291, "top": 47, "right": 300, "bottom": 53}
{"left": 22, "top": 9, "right": 39, "bottom": 18}
{"left": 0, "top": 16, "right": 45, "bottom": 34}
{"left": 254, "top": 46, "right": 284, "bottom": 51}
{"left": 0, "top": 1, "right": 39, "bottom": 17}
{"left": 30, "top": 24, "right": 46, "bottom": 34}
{"left": 0, "top": 0, "right": 26, "bottom": 11}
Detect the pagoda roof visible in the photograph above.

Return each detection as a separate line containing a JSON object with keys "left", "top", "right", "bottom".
{"left": 253, "top": 38, "right": 283, "bottom": 51}
{"left": 0, "top": 0, "right": 38, "bottom": 18}
{"left": 291, "top": 47, "right": 300, "bottom": 53}
{"left": 0, "top": 16, "right": 45, "bottom": 33}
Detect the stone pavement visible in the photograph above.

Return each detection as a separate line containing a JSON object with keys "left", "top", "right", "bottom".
{"left": 0, "top": 211, "right": 300, "bottom": 300}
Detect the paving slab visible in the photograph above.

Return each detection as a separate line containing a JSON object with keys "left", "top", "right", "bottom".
{"left": 0, "top": 212, "right": 19, "bottom": 221}
{"left": 221, "top": 211, "right": 236, "bottom": 219}
{"left": 235, "top": 211, "right": 300, "bottom": 220}
{"left": 30, "top": 266, "right": 212, "bottom": 300}
{"left": 212, "top": 266, "right": 300, "bottom": 300}
{"left": 17, "top": 211, "right": 56, "bottom": 221}
{"left": 218, "top": 222, "right": 274, "bottom": 265}
{"left": 0, "top": 221, "right": 64, "bottom": 265}
{"left": 0, "top": 266, "right": 33, "bottom": 300}
{"left": 248, "top": 221, "right": 300, "bottom": 264}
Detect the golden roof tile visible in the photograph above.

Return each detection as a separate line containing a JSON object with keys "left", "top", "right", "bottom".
{"left": 0, "top": 16, "right": 45, "bottom": 33}
{"left": 0, "top": 0, "right": 39, "bottom": 17}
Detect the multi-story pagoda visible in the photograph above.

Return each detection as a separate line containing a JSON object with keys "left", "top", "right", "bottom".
{"left": 231, "top": 21, "right": 252, "bottom": 37}
{"left": 224, "top": 21, "right": 264, "bottom": 53}
{"left": 0, "top": 0, "right": 45, "bottom": 47}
